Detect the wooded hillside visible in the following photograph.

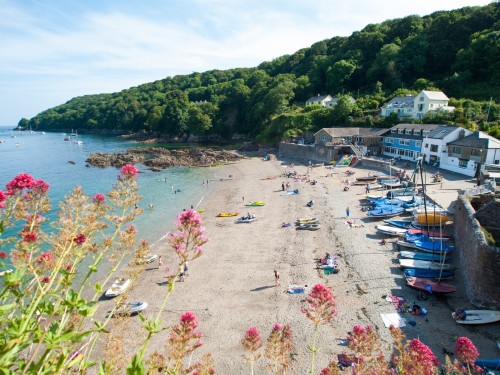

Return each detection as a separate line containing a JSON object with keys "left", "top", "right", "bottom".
{"left": 22, "top": 3, "right": 500, "bottom": 144}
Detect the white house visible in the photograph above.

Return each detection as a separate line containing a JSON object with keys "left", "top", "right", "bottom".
{"left": 421, "top": 126, "right": 473, "bottom": 168}
{"left": 380, "top": 90, "right": 455, "bottom": 120}
{"left": 325, "top": 96, "right": 356, "bottom": 108}
{"left": 305, "top": 94, "right": 333, "bottom": 107}
{"left": 445, "top": 131, "right": 500, "bottom": 177}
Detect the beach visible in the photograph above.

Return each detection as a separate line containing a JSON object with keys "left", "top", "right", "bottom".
{"left": 95, "top": 156, "right": 498, "bottom": 374}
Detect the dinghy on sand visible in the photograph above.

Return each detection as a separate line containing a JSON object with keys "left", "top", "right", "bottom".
{"left": 452, "top": 310, "right": 500, "bottom": 324}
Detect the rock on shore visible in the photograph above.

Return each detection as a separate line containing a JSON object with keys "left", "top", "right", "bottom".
{"left": 86, "top": 147, "right": 243, "bottom": 169}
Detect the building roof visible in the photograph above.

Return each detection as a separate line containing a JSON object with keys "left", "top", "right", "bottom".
{"left": 381, "top": 123, "right": 442, "bottom": 139}
{"left": 447, "top": 131, "right": 500, "bottom": 149}
{"left": 315, "top": 127, "right": 386, "bottom": 137}
{"left": 382, "top": 95, "right": 414, "bottom": 109}
{"left": 306, "top": 94, "right": 331, "bottom": 103}
{"left": 426, "top": 126, "right": 461, "bottom": 140}
{"left": 422, "top": 90, "right": 449, "bottom": 101}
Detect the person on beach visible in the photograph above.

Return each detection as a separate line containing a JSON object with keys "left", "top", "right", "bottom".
{"left": 183, "top": 261, "right": 189, "bottom": 276}
{"left": 282, "top": 182, "right": 285, "bottom": 191}
{"left": 157, "top": 256, "right": 163, "bottom": 269}
{"left": 365, "top": 184, "right": 370, "bottom": 194}
{"left": 242, "top": 196, "right": 245, "bottom": 203}
{"left": 454, "top": 308, "right": 467, "bottom": 320}
{"left": 274, "top": 270, "right": 280, "bottom": 286}
{"left": 346, "top": 207, "right": 350, "bottom": 217}
{"left": 179, "top": 270, "right": 185, "bottom": 282}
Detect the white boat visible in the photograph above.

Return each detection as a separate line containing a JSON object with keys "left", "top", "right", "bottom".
{"left": 375, "top": 225, "right": 407, "bottom": 236}
{"left": 75, "top": 140, "right": 83, "bottom": 145}
{"left": 452, "top": 310, "right": 500, "bottom": 325}
{"left": 114, "top": 301, "right": 148, "bottom": 315}
{"left": 105, "top": 278, "right": 130, "bottom": 298}
{"left": 298, "top": 223, "right": 320, "bottom": 230}
{"left": 145, "top": 254, "right": 158, "bottom": 264}
{"left": 399, "top": 259, "right": 455, "bottom": 271}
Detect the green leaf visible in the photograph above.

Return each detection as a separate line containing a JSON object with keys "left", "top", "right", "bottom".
{"left": 126, "top": 353, "right": 145, "bottom": 375}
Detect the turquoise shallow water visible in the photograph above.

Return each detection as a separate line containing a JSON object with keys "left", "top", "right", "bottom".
{"left": 0, "top": 126, "right": 214, "bottom": 256}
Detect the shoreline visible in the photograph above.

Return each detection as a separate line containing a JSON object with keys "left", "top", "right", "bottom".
{"left": 94, "top": 156, "right": 497, "bottom": 374}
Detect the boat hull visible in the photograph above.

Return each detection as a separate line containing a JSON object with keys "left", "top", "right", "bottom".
{"left": 406, "top": 276, "right": 456, "bottom": 294}
{"left": 452, "top": 310, "right": 500, "bottom": 325}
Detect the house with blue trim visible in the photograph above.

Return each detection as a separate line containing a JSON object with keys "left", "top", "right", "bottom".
{"left": 381, "top": 124, "right": 443, "bottom": 161}
{"left": 380, "top": 90, "right": 455, "bottom": 120}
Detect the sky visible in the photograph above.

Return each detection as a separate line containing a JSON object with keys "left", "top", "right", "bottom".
{"left": 0, "top": 0, "right": 493, "bottom": 125}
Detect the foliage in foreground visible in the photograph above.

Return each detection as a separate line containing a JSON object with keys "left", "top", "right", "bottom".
{"left": 0, "top": 170, "right": 488, "bottom": 374}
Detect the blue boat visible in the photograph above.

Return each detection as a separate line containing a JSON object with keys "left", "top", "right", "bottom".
{"left": 368, "top": 207, "right": 404, "bottom": 218}
{"left": 400, "top": 250, "right": 451, "bottom": 262}
{"left": 414, "top": 240, "right": 454, "bottom": 253}
{"left": 404, "top": 268, "right": 454, "bottom": 279}
{"left": 475, "top": 358, "right": 500, "bottom": 371}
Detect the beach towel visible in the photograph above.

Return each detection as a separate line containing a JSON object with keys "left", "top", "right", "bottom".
{"left": 380, "top": 313, "right": 406, "bottom": 328}
{"left": 389, "top": 295, "right": 410, "bottom": 313}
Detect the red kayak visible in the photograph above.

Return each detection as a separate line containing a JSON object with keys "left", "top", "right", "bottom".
{"left": 407, "top": 228, "right": 452, "bottom": 238}
{"left": 406, "top": 276, "right": 456, "bottom": 294}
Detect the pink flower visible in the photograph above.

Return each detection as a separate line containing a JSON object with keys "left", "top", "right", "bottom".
{"left": 177, "top": 209, "right": 202, "bottom": 226}
{"left": 74, "top": 234, "right": 86, "bottom": 244}
{"left": 65, "top": 264, "right": 73, "bottom": 271}
{"left": 407, "top": 339, "right": 439, "bottom": 374}
{"left": 32, "top": 179, "right": 50, "bottom": 194}
{"left": 92, "top": 193, "right": 106, "bottom": 203}
{"left": 242, "top": 327, "right": 263, "bottom": 353}
{"left": 301, "top": 283, "right": 337, "bottom": 326}
{"left": 120, "top": 164, "right": 138, "bottom": 178}
{"left": 0, "top": 190, "right": 6, "bottom": 202}
{"left": 454, "top": 337, "right": 479, "bottom": 365}
{"left": 0, "top": 251, "right": 7, "bottom": 259}
{"left": 41, "top": 276, "right": 50, "bottom": 283}
{"left": 180, "top": 311, "right": 199, "bottom": 331}
{"left": 38, "top": 252, "right": 54, "bottom": 263}
{"left": 6, "top": 173, "right": 35, "bottom": 194}
{"left": 126, "top": 224, "right": 136, "bottom": 235}
{"left": 22, "top": 232, "right": 38, "bottom": 243}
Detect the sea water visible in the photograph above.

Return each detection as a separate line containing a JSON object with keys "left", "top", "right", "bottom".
{"left": 0, "top": 126, "right": 216, "bottom": 257}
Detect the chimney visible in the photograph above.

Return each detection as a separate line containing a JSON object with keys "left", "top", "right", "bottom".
{"left": 459, "top": 129, "right": 465, "bottom": 139}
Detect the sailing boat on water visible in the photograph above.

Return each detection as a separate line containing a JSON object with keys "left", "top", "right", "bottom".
{"left": 70, "top": 129, "right": 78, "bottom": 137}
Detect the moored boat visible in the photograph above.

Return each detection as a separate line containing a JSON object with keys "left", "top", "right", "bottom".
{"left": 375, "top": 225, "right": 407, "bottom": 236}
{"left": 383, "top": 219, "right": 414, "bottom": 229}
{"left": 399, "top": 259, "right": 455, "bottom": 271}
{"left": 368, "top": 207, "right": 404, "bottom": 218}
{"left": 416, "top": 212, "right": 452, "bottom": 225}
{"left": 114, "top": 301, "right": 148, "bottom": 315}
{"left": 414, "top": 240, "right": 454, "bottom": 253}
{"left": 105, "top": 278, "right": 131, "bottom": 298}
{"left": 403, "top": 268, "right": 454, "bottom": 279}
{"left": 452, "top": 310, "right": 500, "bottom": 325}
{"left": 399, "top": 250, "right": 451, "bottom": 262}
{"left": 406, "top": 276, "right": 456, "bottom": 294}
{"left": 298, "top": 223, "right": 321, "bottom": 230}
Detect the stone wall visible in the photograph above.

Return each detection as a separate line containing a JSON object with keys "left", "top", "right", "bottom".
{"left": 278, "top": 143, "right": 341, "bottom": 163}
{"left": 454, "top": 195, "right": 500, "bottom": 309}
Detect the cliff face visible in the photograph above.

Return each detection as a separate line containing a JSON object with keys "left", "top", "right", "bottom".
{"left": 86, "top": 148, "right": 243, "bottom": 169}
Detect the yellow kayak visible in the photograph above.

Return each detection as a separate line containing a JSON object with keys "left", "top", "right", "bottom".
{"left": 416, "top": 212, "right": 451, "bottom": 225}
{"left": 216, "top": 212, "right": 239, "bottom": 217}
{"left": 245, "top": 201, "right": 265, "bottom": 206}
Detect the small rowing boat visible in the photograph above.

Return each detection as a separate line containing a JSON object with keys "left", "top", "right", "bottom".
{"left": 216, "top": 212, "right": 239, "bottom": 217}
{"left": 452, "top": 310, "right": 500, "bottom": 325}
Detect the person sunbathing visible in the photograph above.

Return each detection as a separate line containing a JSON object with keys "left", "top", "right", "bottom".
{"left": 454, "top": 308, "right": 467, "bottom": 320}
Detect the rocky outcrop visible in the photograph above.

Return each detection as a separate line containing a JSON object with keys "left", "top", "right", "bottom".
{"left": 86, "top": 148, "right": 243, "bottom": 169}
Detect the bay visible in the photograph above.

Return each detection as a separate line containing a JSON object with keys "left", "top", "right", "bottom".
{"left": 0, "top": 126, "right": 215, "bottom": 256}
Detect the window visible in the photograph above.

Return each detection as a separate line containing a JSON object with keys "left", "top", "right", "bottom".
{"left": 420, "top": 95, "right": 424, "bottom": 101}
{"left": 398, "top": 129, "right": 404, "bottom": 134}
{"left": 430, "top": 104, "right": 434, "bottom": 108}
{"left": 391, "top": 129, "right": 397, "bottom": 133}
{"left": 385, "top": 137, "right": 394, "bottom": 144}
{"left": 355, "top": 136, "right": 363, "bottom": 143}
{"left": 399, "top": 139, "right": 410, "bottom": 146}
{"left": 430, "top": 144, "right": 438, "bottom": 152}
{"left": 415, "top": 141, "right": 421, "bottom": 148}
{"left": 453, "top": 147, "right": 462, "bottom": 154}
{"left": 471, "top": 149, "right": 482, "bottom": 156}
{"left": 413, "top": 130, "right": 420, "bottom": 135}
{"left": 398, "top": 149, "right": 405, "bottom": 156}
{"left": 458, "top": 159, "right": 468, "bottom": 168}
{"left": 321, "top": 135, "right": 327, "bottom": 142}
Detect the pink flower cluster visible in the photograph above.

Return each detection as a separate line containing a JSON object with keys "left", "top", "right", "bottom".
{"left": 242, "top": 327, "right": 263, "bottom": 353}
{"left": 120, "top": 164, "right": 138, "bottom": 178}
{"left": 38, "top": 252, "right": 54, "bottom": 264}
{"left": 406, "top": 338, "right": 439, "bottom": 375}
{"left": 167, "top": 311, "right": 204, "bottom": 361}
{"left": 0, "top": 190, "right": 6, "bottom": 208}
{"left": 92, "top": 193, "right": 106, "bottom": 204}
{"left": 301, "top": 283, "right": 337, "bottom": 326}
{"left": 454, "top": 337, "right": 479, "bottom": 365}
{"left": 5, "top": 173, "right": 49, "bottom": 195}
{"left": 168, "top": 210, "right": 209, "bottom": 261}
{"left": 74, "top": 234, "right": 86, "bottom": 244}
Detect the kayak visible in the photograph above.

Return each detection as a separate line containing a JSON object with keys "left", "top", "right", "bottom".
{"left": 246, "top": 201, "right": 265, "bottom": 206}
{"left": 216, "top": 212, "right": 239, "bottom": 217}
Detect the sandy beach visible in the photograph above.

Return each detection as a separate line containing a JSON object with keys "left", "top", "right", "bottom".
{"left": 95, "top": 156, "right": 498, "bottom": 374}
